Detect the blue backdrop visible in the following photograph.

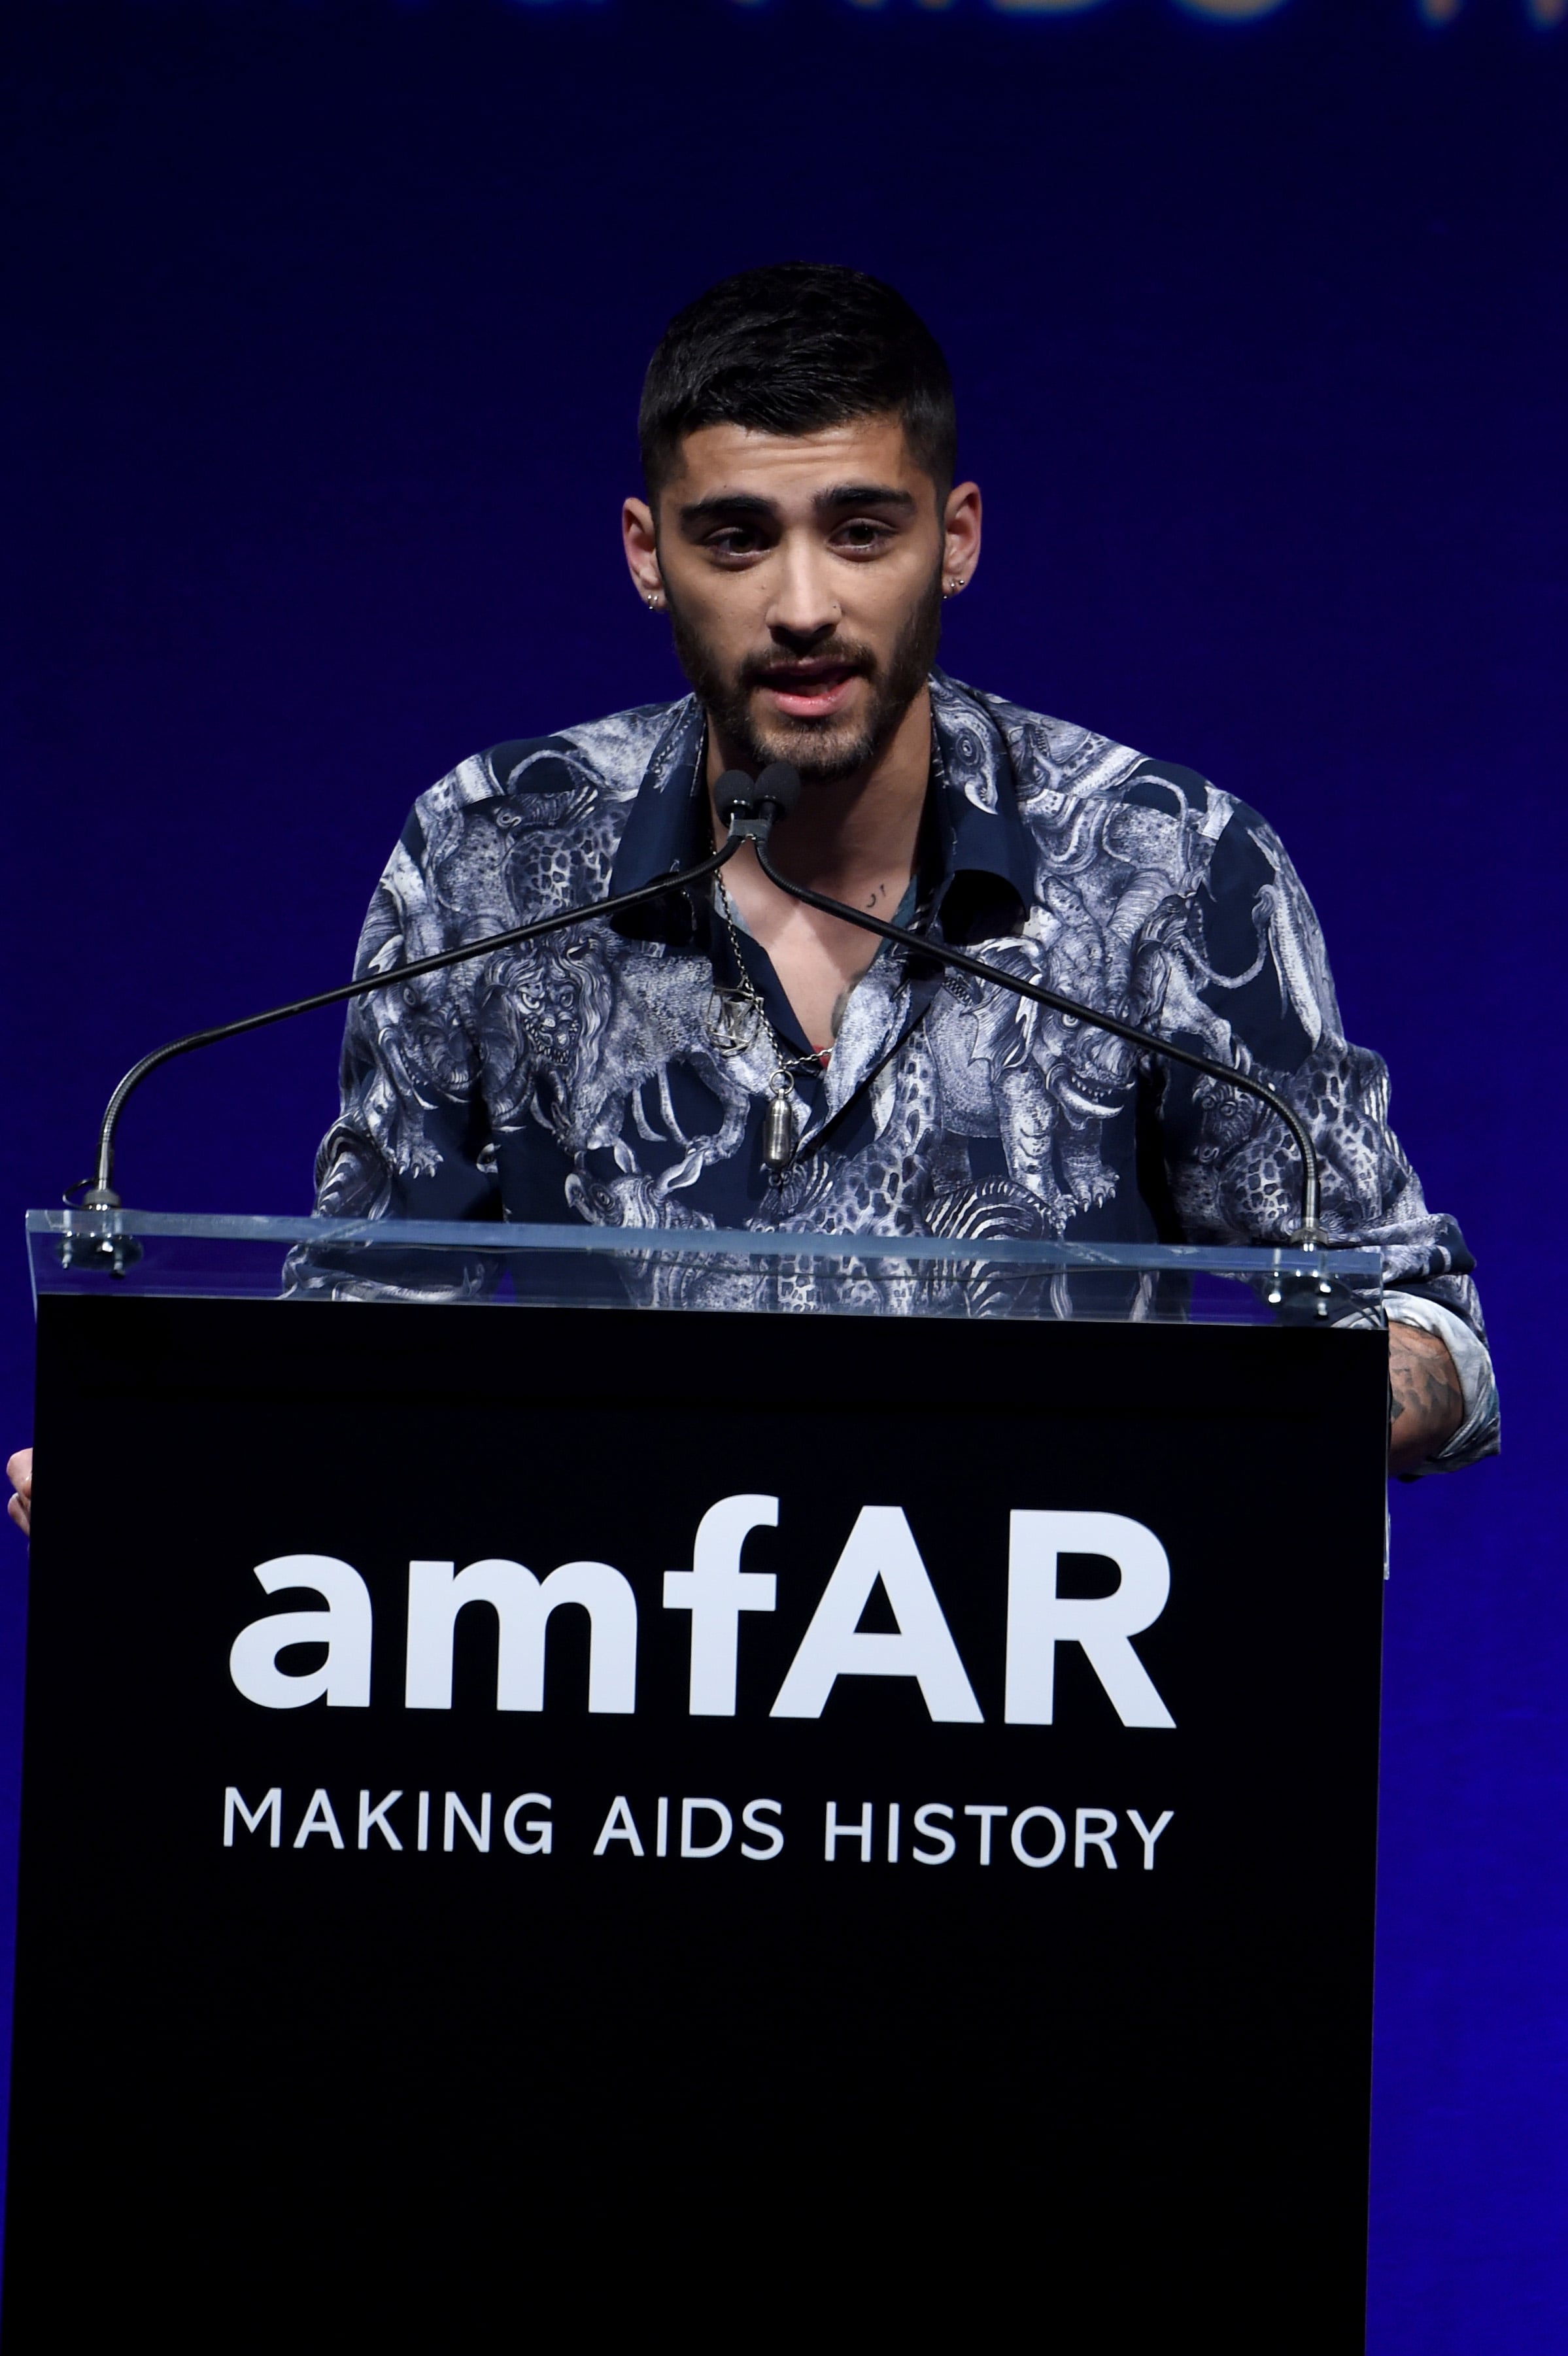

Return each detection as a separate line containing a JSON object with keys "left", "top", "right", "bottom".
{"left": 3, "top": 1, "right": 1564, "bottom": 2340}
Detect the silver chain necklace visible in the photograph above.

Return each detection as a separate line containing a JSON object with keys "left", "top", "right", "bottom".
{"left": 709, "top": 861, "right": 823, "bottom": 1174}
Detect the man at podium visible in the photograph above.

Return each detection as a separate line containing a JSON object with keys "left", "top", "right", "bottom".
{"left": 6, "top": 262, "right": 1496, "bottom": 1535}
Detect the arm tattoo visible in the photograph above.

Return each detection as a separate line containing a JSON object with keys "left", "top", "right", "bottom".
{"left": 1388, "top": 1325, "right": 1464, "bottom": 1456}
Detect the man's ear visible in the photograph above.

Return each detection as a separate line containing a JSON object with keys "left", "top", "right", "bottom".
{"left": 622, "top": 496, "right": 665, "bottom": 608}
{"left": 942, "top": 481, "right": 982, "bottom": 590}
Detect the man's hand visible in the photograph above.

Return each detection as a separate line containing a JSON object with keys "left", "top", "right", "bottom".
{"left": 1388, "top": 1325, "right": 1463, "bottom": 1476}
{"left": 7, "top": 1450, "right": 31, "bottom": 1537}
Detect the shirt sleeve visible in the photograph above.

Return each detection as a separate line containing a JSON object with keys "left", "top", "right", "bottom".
{"left": 286, "top": 789, "right": 504, "bottom": 1301}
{"left": 1152, "top": 798, "right": 1499, "bottom": 1473}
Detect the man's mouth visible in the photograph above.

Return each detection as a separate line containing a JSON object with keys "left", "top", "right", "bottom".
{"left": 751, "top": 660, "right": 864, "bottom": 721}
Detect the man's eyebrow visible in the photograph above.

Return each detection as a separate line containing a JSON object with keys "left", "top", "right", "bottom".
{"left": 675, "top": 482, "right": 919, "bottom": 528}
{"left": 815, "top": 482, "right": 917, "bottom": 515}
{"left": 677, "top": 490, "right": 778, "bottom": 528}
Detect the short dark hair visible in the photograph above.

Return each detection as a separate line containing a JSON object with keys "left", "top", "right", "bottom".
{"left": 638, "top": 262, "right": 956, "bottom": 502}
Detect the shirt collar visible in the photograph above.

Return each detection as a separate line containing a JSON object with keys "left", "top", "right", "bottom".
{"left": 923, "top": 670, "right": 1034, "bottom": 942}
{"left": 606, "top": 670, "right": 1034, "bottom": 949}
{"left": 605, "top": 697, "right": 710, "bottom": 948}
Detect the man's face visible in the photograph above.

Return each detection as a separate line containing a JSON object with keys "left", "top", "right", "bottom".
{"left": 630, "top": 414, "right": 957, "bottom": 785}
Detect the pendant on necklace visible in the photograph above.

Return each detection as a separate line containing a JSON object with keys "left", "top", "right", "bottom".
{"left": 762, "top": 1091, "right": 796, "bottom": 1172}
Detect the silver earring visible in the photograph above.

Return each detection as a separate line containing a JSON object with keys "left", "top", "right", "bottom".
{"left": 646, "top": 589, "right": 663, "bottom": 611}
{"left": 944, "top": 575, "right": 964, "bottom": 597}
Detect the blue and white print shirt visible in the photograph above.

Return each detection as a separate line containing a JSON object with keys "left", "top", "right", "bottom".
{"left": 305, "top": 671, "right": 1497, "bottom": 1470}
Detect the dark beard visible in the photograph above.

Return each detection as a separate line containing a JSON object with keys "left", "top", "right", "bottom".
{"left": 665, "top": 566, "right": 944, "bottom": 786}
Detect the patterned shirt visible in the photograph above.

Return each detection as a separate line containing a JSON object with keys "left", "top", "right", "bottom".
{"left": 306, "top": 670, "right": 1498, "bottom": 1469}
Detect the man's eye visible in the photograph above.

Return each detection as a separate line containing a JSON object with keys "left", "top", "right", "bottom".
{"left": 708, "top": 529, "right": 764, "bottom": 556}
{"left": 835, "top": 521, "right": 893, "bottom": 550}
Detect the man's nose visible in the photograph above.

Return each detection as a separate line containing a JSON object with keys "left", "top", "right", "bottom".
{"left": 765, "top": 541, "right": 840, "bottom": 644}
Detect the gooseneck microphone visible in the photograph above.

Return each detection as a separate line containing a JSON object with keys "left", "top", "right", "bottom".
{"left": 71, "top": 757, "right": 1320, "bottom": 1248}
{"left": 73, "top": 772, "right": 764, "bottom": 1214}
{"left": 740, "top": 760, "right": 1325, "bottom": 1244}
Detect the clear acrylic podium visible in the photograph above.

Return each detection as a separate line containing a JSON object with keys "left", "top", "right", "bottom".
{"left": 7, "top": 1212, "right": 1391, "bottom": 2344}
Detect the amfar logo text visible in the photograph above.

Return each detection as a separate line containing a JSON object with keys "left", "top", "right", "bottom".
{"left": 230, "top": 1498, "right": 1176, "bottom": 1728}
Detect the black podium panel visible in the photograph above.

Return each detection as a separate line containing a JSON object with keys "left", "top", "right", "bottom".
{"left": 7, "top": 1295, "right": 1388, "bottom": 2344}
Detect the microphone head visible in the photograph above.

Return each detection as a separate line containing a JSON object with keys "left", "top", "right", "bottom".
{"left": 712, "top": 770, "right": 760, "bottom": 827}
{"left": 752, "top": 762, "right": 802, "bottom": 820}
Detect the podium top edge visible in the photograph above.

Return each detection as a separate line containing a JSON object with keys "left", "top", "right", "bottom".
{"left": 25, "top": 1208, "right": 1384, "bottom": 1277}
